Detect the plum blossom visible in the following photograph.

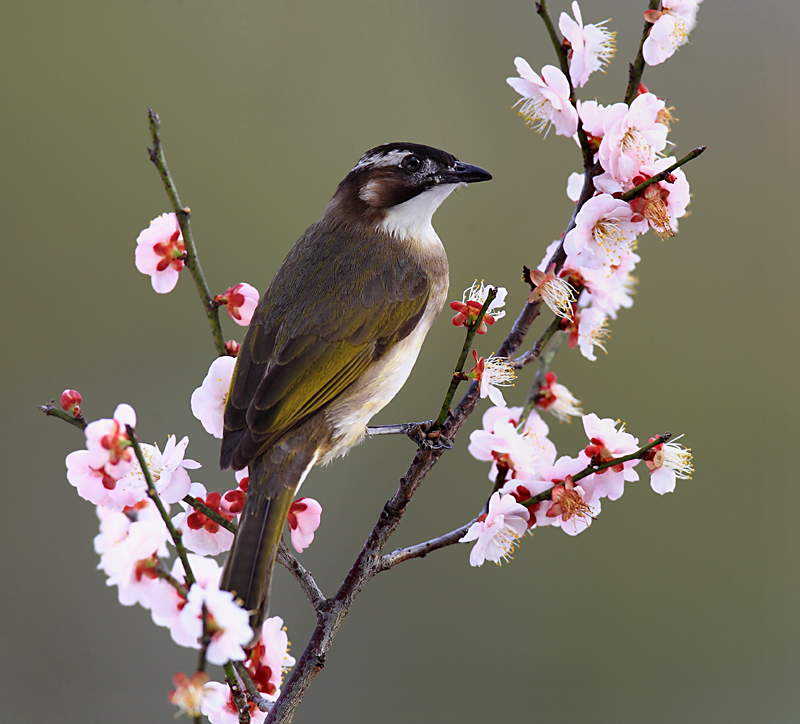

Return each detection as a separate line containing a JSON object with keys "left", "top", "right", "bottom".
{"left": 460, "top": 492, "right": 530, "bottom": 566}
{"left": 568, "top": 306, "right": 609, "bottom": 362}
{"left": 507, "top": 60, "right": 578, "bottom": 137}
{"left": 214, "top": 283, "right": 260, "bottom": 327}
{"left": 84, "top": 403, "right": 137, "bottom": 482}
{"left": 287, "top": 497, "right": 322, "bottom": 553}
{"left": 134, "top": 212, "right": 186, "bottom": 294}
{"left": 244, "top": 616, "right": 296, "bottom": 701}
{"left": 469, "top": 406, "right": 557, "bottom": 481}
{"left": 598, "top": 93, "right": 669, "bottom": 184}
{"left": 527, "top": 263, "right": 577, "bottom": 318}
{"left": 467, "top": 350, "right": 516, "bottom": 407}
{"left": 172, "top": 483, "right": 235, "bottom": 556}
{"left": 558, "top": 2, "right": 616, "bottom": 88}
{"left": 450, "top": 280, "right": 507, "bottom": 334}
{"left": 169, "top": 672, "right": 214, "bottom": 719}
{"left": 534, "top": 372, "right": 583, "bottom": 422}
{"left": 643, "top": 0, "right": 703, "bottom": 66}
{"left": 644, "top": 436, "right": 693, "bottom": 494}
{"left": 628, "top": 158, "right": 691, "bottom": 239}
{"left": 152, "top": 554, "right": 222, "bottom": 635}
{"left": 563, "top": 194, "right": 639, "bottom": 270}
{"left": 577, "top": 249, "right": 640, "bottom": 320}
{"left": 94, "top": 500, "right": 170, "bottom": 608}
{"left": 60, "top": 389, "right": 82, "bottom": 417}
{"left": 202, "top": 682, "right": 267, "bottom": 724}
{"left": 178, "top": 583, "right": 253, "bottom": 664}
{"left": 580, "top": 413, "right": 640, "bottom": 500}
{"left": 191, "top": 355, "right": 237, "bottom": 438}
{"left": 220, "top": 469, "right": 248, "bottom": 517}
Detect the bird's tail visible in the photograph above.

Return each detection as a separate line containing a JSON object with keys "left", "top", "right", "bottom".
{"left": 221, "top": 434, "right": 319, "bottom": 639}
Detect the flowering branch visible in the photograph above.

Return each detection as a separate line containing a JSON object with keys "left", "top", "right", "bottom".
{"left": 223, "top": 662, "right": 250, "bottom": 724}
{"left": 620, "top": 146, "right": 706, "bottom": 201}
{"left": 125, "top": 424, "right": 197, "bottom": 588}
{"left": 536, "top": 1, "right": 571, "bottom": 84}
{"left": 434, "top": 287, "right": 498, "bottom": 428}
{"left": 184, "top": 494, "right": 238, "bottom": 534}
{"left": 624, "top": 0, "right": 661, "bottom": 105}
{"left": 232, "top": 661, "right": 272, "bottom": 713}
{"left": 147, "top": 109, "right": 226, "bottom": 357}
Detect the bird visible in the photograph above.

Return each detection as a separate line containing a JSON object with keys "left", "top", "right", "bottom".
{"left": 219, "top": 142, "right": 492, "bottom": 635}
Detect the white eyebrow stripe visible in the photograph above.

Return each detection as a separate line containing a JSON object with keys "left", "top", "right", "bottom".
{"left": 352, "top": 149, "right": 408, "bottom": 172}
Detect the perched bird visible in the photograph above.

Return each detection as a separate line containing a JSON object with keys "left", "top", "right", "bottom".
{"left": 220, "top": 142, "right": 492, "bottom": 634}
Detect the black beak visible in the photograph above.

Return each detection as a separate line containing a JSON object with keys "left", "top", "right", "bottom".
{"left": 442, "top": 161, "right": 493, "bottom": 185}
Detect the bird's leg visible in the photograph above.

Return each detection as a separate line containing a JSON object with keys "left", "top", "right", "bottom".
{"left": 366, "top": 421, "right": 452, "bottom": 450}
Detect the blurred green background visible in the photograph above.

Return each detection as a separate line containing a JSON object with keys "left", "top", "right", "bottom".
{"left": 3, "top": 1, "right": 798, "bottom": 722}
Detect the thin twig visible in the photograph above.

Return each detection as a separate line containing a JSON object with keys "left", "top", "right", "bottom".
{"left": 380, "top": 522, "right": 476, "bottom": 569}
{"left": 276, "top": 539, "right": 327, "bottom": 611}
{"left": 147, "top": 109, "right": 226, "bottom": 357}
{"left": 125, "top": 424, "right": 196, "bottom": 588}
{"left": 620, "top": 147, "right": 706, "bottom": 201}
{"left": 183, "top": 494, "right": 238, "bottom": 534}
{"left": 232, "top": 661, "right": 273, "bottom": 713}
{"left": 224, "top": 661, "right": 250, "bottom": 724}
{"left": 434, "top": 287, "right": 498, "bottom": 428}
{"left": 624, "top": 0, "right": 661, "bottom": 105}
{"left": 39, "top": 403, "right": 87, "bottom": 430}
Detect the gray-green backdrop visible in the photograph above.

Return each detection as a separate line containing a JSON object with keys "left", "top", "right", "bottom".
{"left": 3, "top": 1, "right": 798, "bottom": 722}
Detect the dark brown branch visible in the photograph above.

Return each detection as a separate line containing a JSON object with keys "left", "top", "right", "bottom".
{"left": 624, "top": 0, "right": 661, "bottom": 105}
{"left": 276, "top": 539, "right": 327, "bottom": 611}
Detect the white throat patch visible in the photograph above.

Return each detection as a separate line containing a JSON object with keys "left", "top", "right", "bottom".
{"left": 379, "top": 184, "right": 460, "bottom": 245}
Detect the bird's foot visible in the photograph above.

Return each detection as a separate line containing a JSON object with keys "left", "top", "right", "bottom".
{"left": 407, "top": 421, "right": 453, "bottom": 450}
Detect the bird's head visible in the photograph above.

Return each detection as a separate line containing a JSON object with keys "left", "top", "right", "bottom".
{"left": 324, "top": 142, "right": 492, "bottom": 242}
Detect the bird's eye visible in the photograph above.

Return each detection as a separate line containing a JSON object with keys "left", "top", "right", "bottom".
{"left": 402, "top": 154, "right": 422, "bottom": 172}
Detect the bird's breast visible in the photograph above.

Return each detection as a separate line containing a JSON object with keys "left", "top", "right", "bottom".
{"left": 320, "top": 245, "right": 449, "bottom": 464}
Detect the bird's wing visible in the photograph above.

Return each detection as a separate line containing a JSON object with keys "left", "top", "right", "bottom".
{"left": 221, "top": 222, "right": 431, "bottom": 469}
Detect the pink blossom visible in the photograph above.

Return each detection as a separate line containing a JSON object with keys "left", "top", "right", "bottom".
{"left": 287, "top": 497, "right": 322, "bottom": 552}
{"left": 563, "top": 194, "right": 639, "bottom": 270}
{"left": 581, "top": 413, "right": 640, "bottom": 500}
{"left": 644, "top": 436, "right": 693, "bottom": 494}
{"left": 134, "top": 212, "right": 186, "bottom": 294}
{"left": 577, "top": 249, "right": 640, "bottom": 320}
{"left": 244, "top": 616, "right": 297, "bottom": 701}
{"left": 460, "top": 492, "right": 530, "bottom": 566}
{"left": 527, "top": 263, "right": 577, "bottom": 318}
{"left": 169, "top": 672, "right": 214, "bottom": 719}
{"left": 94, "top": 500, "right": 170, "bottom": 608}
{"left": 84, "top": 403, "right": 137, "bottom": 482}
{"left": 215, "top": 283, "right": 260, "bottom": 327}
{"left": 597, "top": 93, "right": 669, "bottom": 184}
{"left": 467, "top": 350, "right": 516, "bottom": 407}
{"left": 60, "top": 389, "right": 82, "bottom": 417}
{"left": 468, "top": 406, "right": 556, "bottom": 479}
{"left": 178, "top": 583, "right": 253, "bottom": 664}
{"left": 150, "top": 555, "right": 221, "bottom": 638}
{"left": 507, "top": 60, "right": 578, "bottom": 137}
{"left": 220, "top": 469, "right": 248, "bottom": 517}
{"left": 449, "top": 280, "right": 507, "bottom": 334}
{"left": 569, "top": 306, "right": 609, "bottom": 362}
{"left": 558, "top": 2, "right": 616, "bottom": 88}
{"left": 191, "top": 356, "right": 237, "bottom": 438}
{"left": 154, "top": 554, "right": 222, "bottom": 637}
{"left": 628, "top": 157, "right": 691, "bottom": 239}
{"left": 202, "top": 682, "right": 267, "bottom": 724}
{"left": 172, "top": 483, "right": 235, "bottom": 556}
{"left": 643, "top": 0, "right": 703, "bottom": 66}
{"left": 534, "top": 372, "right": 583, "bottom": 422}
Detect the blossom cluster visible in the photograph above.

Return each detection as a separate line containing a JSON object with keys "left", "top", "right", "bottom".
{"left": 63, "top": 362, "right": 323, "bottom": 718}
{"left": 505, "top": 1, "right": 701, "bottom": 362}
{"left": 462, "top": 406, "right": 692, "bottom": 565}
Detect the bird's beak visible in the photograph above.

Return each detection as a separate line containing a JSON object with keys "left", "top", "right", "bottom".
{"left": 441, "top": 161, "right": 493, "bottom": 185}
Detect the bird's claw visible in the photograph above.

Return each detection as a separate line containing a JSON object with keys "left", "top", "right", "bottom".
{"left": 407, "top": 422, "right": 453, "bottom": 450}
